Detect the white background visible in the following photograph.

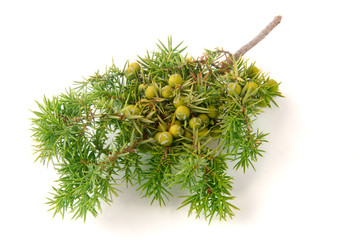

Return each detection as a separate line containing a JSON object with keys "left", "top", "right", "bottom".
{"left": 1, "top": 0, "right": 359, "bottom": 239}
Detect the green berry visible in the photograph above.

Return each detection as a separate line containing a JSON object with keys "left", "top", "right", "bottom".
{"left": 161, "top": 85, "right": 173, "bottom": 98}
{"left": 169, "top": 125, "right": 184, "bottom": 138}
{"left": 129, "top": 62, "right": 140, "bottom": 72}
{"left": 169, "top": 74, "right": 183, "bottom": 87}
{"left": 124, "top": 68, "right": 135, "bottom": 80}
{"left": 198, "top": 114, "right": 209, "bottom": 127}
{"left": 145, "top": 86, "right": 156, "bottom": 99}
{"left": 227, "top": 82, "right": 241, "bottom": 96}
{"left": 265, "top": 79, "right": 278, "bottom": 92}
{"left": 246, "top": 82, "right": 259, "bottom": 96}
{"left": 189, "top": 117, "right": 202, "bottom": 129}
{"left": 207, "top": 106, "right": 218, "bottom": 119}
{"left": 124, "top": 62, "right": 140, "bottom": 80}
{"left": 155, "top": 132, "right": 173, "bottom": 146}
{"left": 173, "top": 96, "right": 185, "bottom": 108}
{"left": 259, "top": 99, "right": 268, "bottom": 108}
{"left": 175, "top": 106, "right": 190, "bottom": 121}
{"left": 249, "top": 65, "right": 260, "bottom": 76}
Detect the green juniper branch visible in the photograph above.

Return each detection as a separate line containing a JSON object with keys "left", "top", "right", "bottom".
{"left": 31, "top": 17, "right": 283, "bottom": 223}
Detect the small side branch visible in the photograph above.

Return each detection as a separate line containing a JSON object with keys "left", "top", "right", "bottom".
{"left": 234, "top": 15, "right": 282, "bottom": 60}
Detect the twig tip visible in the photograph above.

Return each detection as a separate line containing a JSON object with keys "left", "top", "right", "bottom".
{"left": 275, "top": 15, "right": 282, "bottom": 22}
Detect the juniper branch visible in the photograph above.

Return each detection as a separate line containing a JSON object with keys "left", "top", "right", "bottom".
{"left": 31, "top": 33, "right": 283, "bottom": 223}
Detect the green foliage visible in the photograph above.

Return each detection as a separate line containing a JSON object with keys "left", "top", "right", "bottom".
{"left": 31, "top": 37, "right": 283, "bottom": 223}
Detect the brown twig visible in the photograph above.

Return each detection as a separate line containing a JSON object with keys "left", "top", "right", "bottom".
{"left": 234, "top": 15, "right": 282, "bottom": 60}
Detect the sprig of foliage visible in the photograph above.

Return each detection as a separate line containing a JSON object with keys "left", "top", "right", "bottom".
{"left": 31, "top": 36, "right": 283, "bottom": 223}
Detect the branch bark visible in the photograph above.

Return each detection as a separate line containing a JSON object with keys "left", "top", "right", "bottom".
{"left": 234, "top": 15, "right": 282, "bottom": 60}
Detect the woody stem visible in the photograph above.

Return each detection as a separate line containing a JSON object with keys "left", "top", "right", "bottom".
{"left": 234, "top": 15, "right": 282, "bottom": 60}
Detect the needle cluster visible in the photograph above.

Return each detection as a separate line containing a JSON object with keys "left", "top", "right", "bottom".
{"left": 31, "top": 37, "right": 282, "bottom": 223}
